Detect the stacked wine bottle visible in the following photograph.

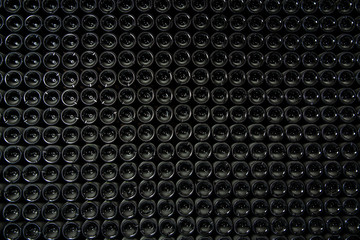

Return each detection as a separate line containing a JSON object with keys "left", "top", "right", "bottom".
{"left": 0, "top": 0, "right": 360, "bottom": 239}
